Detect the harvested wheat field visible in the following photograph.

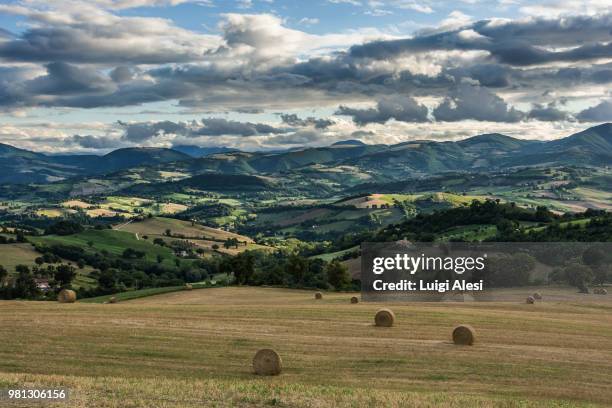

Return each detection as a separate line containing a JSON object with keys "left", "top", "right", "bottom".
{"left": 1, "top": 287, "right": 611, "bottom": 407}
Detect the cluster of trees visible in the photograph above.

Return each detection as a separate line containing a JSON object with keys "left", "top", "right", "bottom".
{"left": 0, "top": 263, "right": 76, "bottom": 300}
{"left": 220, "top": 250, "right": 354, "bottom": 290}
{"left": 35, "top": 242, "right": 205, "bottom": 297}
{"left": 44, "top": 220, "right": 84, "bottom": 236}
{"left": 377, "top": 200, "right": 556, "bottom": 243}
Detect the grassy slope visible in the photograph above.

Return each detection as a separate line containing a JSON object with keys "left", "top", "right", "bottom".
{"left": 0, "top": 243, "right": 96, "bottom": 288}
{"left": 0, "top": 243, "right": 41, "bottom": 272}
{"left": 30, "top": 229, "right": 180, "bottom": 269}
{"left": 116, "top": 217, "right": 253, "bottom": 243}
{"left": 115, "top": 216, "right": 268, "bottom": 256}
{"left": 0, "top": 287, "right": 610, "bottom": 407}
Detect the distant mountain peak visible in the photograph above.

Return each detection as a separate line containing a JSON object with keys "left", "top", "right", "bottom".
{"left": 172, "top": 144, "right": 237, "bottom": 158}
{"left": 332, "top": 139, "right": 366, "bottom": 146}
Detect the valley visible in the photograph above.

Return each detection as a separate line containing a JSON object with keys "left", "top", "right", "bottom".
{"left": 0, "top": 124, "right": 610, "bottom": 301}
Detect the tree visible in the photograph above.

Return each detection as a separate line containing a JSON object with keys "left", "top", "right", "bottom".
{"left": 54, "top": 264, "right": 77, "bottom": 288}
{"left": 13, "top": 266, "right": 39, "bottom": 299}
{"left": 326, "top": 260, "right": 350, "bottom": 290}
{"left": 44, "top": 220, "right": 84, "bottom": 236}
{"left": 98, "top": 269, "right": 118, "bottom": 292}
{"left": 0, "top": 265, "right": 7, "bottom": 285}
{"left": 15, "top": 230, "right": 26, "bottom": 243}
{"left": 285, "top": 255, "right": 308, "bottom": 285}
{"left": 230, "top": 251, "right": 256, "bottom": 285}
{"left": 156, "top": 254, "right": 164, "bottom": 264}
{"left": 122, "top": 248, "right": 145, "bottom": 259}
{"left": 165, "top": 229, "right": 172, "bottom": 237}
{"left": 582, "top": 247, "right": 608, "bottom": 285}
{"left": 564, "top": 263, "right": 593, "bottom": 293}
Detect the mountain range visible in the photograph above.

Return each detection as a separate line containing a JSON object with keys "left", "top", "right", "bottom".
{"left": 1, "top": 123, "right": 611, "bottom": 184}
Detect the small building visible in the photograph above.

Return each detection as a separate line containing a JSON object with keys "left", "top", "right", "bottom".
{"left": 34, "top": 278, "right": 51, "bottom": 292}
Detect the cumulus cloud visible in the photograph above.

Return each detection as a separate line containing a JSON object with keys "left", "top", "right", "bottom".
{"left": 337, "top": 95, "right": 429, "bottom": 125}
{"left": 280, "top": 114, "right": 334, "bottom": 129}
{"left": 119, "top": 120, "right": 190, "bottom": 142}
{"left": 527, "top": 102, "right": 571, "bottom": 122}
{"left": 0, "top": 3, "right": 219, "bottom": 64}
{"left": 349, "top": 13, "right": 612, "bottom": 66}
{"left": 117, "top": 117, "right": 290, "bottom": 143}
{"left": 0, "top": 0, "right": 610, "bottom": 151}
{"left": 70, "top": 134, "right": 122, "bottom": 149}
{"left": 433, "top": 84, "right": 524, "bottom": 122}
{"left": 576, "top": 99, "right": 612, "bottom": 122}
{"left": 195, "top": 118, "right": 288, "bottom": 136}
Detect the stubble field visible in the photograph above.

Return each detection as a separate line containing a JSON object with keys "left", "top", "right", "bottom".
{"left": 0, "top": 287, "right": 611, "bottom": 407}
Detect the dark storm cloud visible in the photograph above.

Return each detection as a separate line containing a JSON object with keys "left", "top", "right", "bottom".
{"left": 280, "top": 114, "right": 334, "bottom": 129}
{"left": 433, "top": 84, "right": 524, "bottom": 122}
{"left": 576, "top": 100, "right": 612, "bottom": 122}
{"left": 337, "top": 95, "right": 429, "bottom": 125}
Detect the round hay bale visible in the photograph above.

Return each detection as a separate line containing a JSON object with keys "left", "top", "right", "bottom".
{"left": 533, "top": 292, "right": 542, "bottom": 300}
{"left": 314, "top": 292, "right": 323, "bottom": 300}
{"left": 252, "top": 349, "right": 282, "bottom": 376}
{"left": 593, "top": 288, "right": 601, "bottom": 295}
{"left": 185, "top": 283, "right": 193, "bottom": 291}
{"left": 374, "top": 308, "right": 395, "bottom": 327}
{"left": 109, "top": 296, "right": 118, "bottom": 304}
{"left": 58, "top": 289, "right": 76, "bottom": 303}
{"left": 452, "top": 324, "right": 476, "bottom": 345}
{"left": 350, "top": 296, "right": 359, "bottom": 304}
{"left": 526, "top": 295, "right": 535, "bottom": 304}
{"left": 594, "top": 288, "right": 607, "bottom": 295}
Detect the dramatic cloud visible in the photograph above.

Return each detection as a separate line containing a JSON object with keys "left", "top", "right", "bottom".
{"left": 120, "top": 120, "right": 190, "bottom": 142}
{"left": 349, "top": 13, "right": 612, "bottom": 66}
{"left": 117, "top": 118, "right": 290, "bottom": 143}
{"left": 70, "top": 134, "right": 122, "bottom": 149}
{"left": 577, "top": 100, "right": 612, "bottom": 122}
{"left": 0, "top": 0, "right": 611, "bottom": 152}
{"left": 433, "top": 84, "right": 524, "bottom": 122}
{"left": 195, "top": 118, "right": 288, "bottom": 136}
{"left": 337, "top": 95, "right": 429, "bottom": 125}
{"left": 280, "top": 114, "right": 334, "bottom": 129}
{"left": 0, "top": 5, "right": 218, "bottom": 64}
{"left": 528, "top": 102, "right": 571, "bottom": 122}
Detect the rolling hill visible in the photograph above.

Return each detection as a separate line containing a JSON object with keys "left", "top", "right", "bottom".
{"left": 1, "top": 124, "right": 611, "bottom": 186}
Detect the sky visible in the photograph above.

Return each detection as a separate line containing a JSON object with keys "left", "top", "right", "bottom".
{"left": 1, "top": 0, "right": 612, "bottom": 153}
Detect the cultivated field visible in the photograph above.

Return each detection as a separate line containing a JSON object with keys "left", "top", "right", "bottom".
{"left": 0, "top": 287, "right": 611, "bottom": 407}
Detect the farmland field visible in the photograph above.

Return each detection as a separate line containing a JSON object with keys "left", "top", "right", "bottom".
{"left": 0, "top": 287, "right": 611, "bottom": 407}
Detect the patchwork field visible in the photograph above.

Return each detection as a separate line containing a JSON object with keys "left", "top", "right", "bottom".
{"left": 0, "top": 287, "right": 611, "bottom": 407}
{"left": 115, "top": 216, "right": 253, "bottom": 244}
{"left": 114, "top": 217, "right": 266, "bottom": 256}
